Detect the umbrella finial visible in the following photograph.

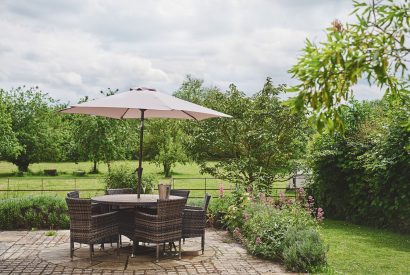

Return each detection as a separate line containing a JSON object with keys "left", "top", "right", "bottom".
{"left": 131, "top": 87, "right": 157, "bottom": 92}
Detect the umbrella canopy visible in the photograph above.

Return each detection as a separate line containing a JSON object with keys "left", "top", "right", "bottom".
{"left": 61, "top": 87, "right": 230, "bottom": 120}
{"left": 60, "top": 87, "right": 231, "bottom": 197}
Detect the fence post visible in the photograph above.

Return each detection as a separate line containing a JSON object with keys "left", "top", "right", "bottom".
{"left": 204, "top": 178, "right": 207, "bottom": 195}
{"left": 74, "top": 178, "right": 77, "bottom": 190}
{"left": 41, "top": 178, "right": 44, "bottom": 195}
{"left": 7, "top": 178, "right": 10, "bottom": 199}
{"left": 172, "top": 178, "right": 175, "bottom": 189}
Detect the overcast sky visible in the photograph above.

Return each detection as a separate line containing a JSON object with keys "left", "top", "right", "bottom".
{"left": 0, "top": 0, "right": 383, "bottom": 103}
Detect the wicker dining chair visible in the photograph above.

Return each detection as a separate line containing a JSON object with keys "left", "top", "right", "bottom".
{"left": 67, "top": 190, "right": 80, "bottom": 198}
{"left": 67, "top": 190, "right": 103, "bottom": 214}
{"left": 133, "top": 198, "right": 187, "bottom": 262}
{"left": 170, "top": 189, "right": 190, "bottom": 199}
{"left": 66, "top": 197, "right": 120, "bottom": 263}
{"left": 182, "top": 193, "right": 212, "bottom": 254}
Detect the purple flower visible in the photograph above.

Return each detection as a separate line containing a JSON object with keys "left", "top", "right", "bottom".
{"left": 243, "top": 212, "right": 251, "bottom": 221}
{"left": 316, "top": 207, "right": 325, "bottom": 222}
{"left": 255, "top": 236, "right": 262, "bottom": 245}
{"left": 219, "top": 183, "right": 225, "bottom": 198}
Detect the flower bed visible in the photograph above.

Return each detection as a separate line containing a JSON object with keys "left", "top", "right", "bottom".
{"left": 208, "top": 188, "right": 327, "bottom": 272}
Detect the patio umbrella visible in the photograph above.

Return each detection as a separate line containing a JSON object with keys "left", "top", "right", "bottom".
{"left": 60, "top": 87, "right": 231, "bottom": 197}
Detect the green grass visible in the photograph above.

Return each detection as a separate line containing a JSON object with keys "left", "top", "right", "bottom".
{"left": 322, "top": 220, "right": 410, "bottom": 275}
{"left": 0, "top": 160, "right": 291, "bottom": 200}
{"left": 0, "top": 161, "right": 235, "bottom": 199}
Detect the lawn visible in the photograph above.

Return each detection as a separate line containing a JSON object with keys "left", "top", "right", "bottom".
{"left": 0, "top": 161, "right": 234, "bottom": 199}
{"left": 0, "top": 161, "right": 290, "bottom": 200}
{"left": 322, "top": 220, "right": 410, "bottom": 275}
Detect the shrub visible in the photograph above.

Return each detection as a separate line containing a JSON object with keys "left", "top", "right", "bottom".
{"left": 208, "top": 194, "right": 234, "bottom": 229}
{"left": 0, "top": 196, "right": 69, "bottom": 230}
{"left": 213, "top": 189, "right": 328, "bottom": 272}
{"left": 242, "top": 203, "right": 317, "bottom": 260}
{"left": 103, "top": 165, "right": 156, "bottom": 194}
{"left": 282, "top": 227, "right": 327, "bottom": 272}
{"left": 308, "top": 100, "right": 410, "bottom": 233}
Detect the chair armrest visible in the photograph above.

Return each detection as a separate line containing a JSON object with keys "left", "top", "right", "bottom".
{"left": 184, "top": 208, "right": 205, "bottom": 214}
{"left": 184, "top": 206, "right": 202, "bottom": 210}
{"left": 91, "top": 211, "right": 118, "bottom": 227}
{"left": 135, "top": 210, "right": 158, "bottom": 221}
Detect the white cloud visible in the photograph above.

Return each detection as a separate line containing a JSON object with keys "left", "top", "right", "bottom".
{"left": 0, "top": 0, "right": 382, "bottom": 103}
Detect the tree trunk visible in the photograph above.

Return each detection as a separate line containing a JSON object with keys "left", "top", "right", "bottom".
{"left": 17, "top": 162, "right": 29, "bottom": 172}
{"left": 163, "top": 162, "right": 171, "bottom": 178}
{"left": 106, "top": 160, "right": 111, "bottom": 172}
{"left": 91, "top": 160, "right": 98, "bottom": 174}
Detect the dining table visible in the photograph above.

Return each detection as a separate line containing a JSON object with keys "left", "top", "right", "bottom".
{"left": 91, "top": 193, "right": 183, "bottom": 208}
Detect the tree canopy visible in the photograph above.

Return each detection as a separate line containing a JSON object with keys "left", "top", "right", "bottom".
{"left": 289, "top": 0, "right": 409, "bottom": 131}
{"left": 182, "top": 77, "right": 310, "bottom": 191}
{"left": 1, "top": 87, "right": 65, "bottom": 172}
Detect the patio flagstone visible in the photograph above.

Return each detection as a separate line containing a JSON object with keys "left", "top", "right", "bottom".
{"left": 0, "top": 229, "right": 291, "bottom": 274}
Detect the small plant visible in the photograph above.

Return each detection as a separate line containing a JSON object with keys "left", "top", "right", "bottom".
{"left": 104, "top": 165, "right": 156, "bottom": 194}
{"left": 282, "top": 227, "right": 327, "bottom": 272}
{"left": 45, "top": 230, "right": 57, "bottom": 237}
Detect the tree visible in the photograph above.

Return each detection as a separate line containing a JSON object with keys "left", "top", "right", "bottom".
{"left": 69, "top": 90, "right": 134, "bottom": 173}
{"left": 145, "top": 119, "right": 188, "bottom": 177}
{"left": 187, "top": 78, "right": 310, "bottom": 192}
{"left": 1, "top": 87, "right": 65, "bottom": 172}
{"left": 289, "top": 0, "right": 409, "bottom": 131}
{"left": 0, "top": 91, "right": 21, "bottom": 159}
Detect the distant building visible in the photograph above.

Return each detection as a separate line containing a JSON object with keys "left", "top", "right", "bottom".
{"left": 288, "top": 173, "right": 307, "bottom": 189}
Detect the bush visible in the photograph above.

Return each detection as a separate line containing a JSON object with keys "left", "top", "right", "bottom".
{"left": 104, "top": 165, "right": 156, "bottom": 194}
{"left": 242, "top": 203, "right": 318, "bottom": 260}
{"left": 0, "top": 196, "right": 69, "bottom": 230}
{"left": 282, "top": 227, "right": 327, "bottom": 272}
{"left": 308, "top": 100, "right": 410, "bottom": 233}
{"left": 213, "top": 189, "right": 327, "bottom": 272}
{"left": 208, "top": 194, "right": 235, "bottom": 229}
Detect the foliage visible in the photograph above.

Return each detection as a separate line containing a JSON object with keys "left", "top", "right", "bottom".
{"left": 0, "top": 196, "right": 69, "bottom": 230}
{"left": 282, "top": 227, "right": 327, "bottom": 272}
{"left": 208, "top": 194, "right": 235, "bottom": 228}
{"left": 103, "top": 165, "right": 156, "bottom": 194}
{"left": 211, "top": 189, "right": 327, "bottom": 272}
{"left": 68, "top": 89, "right": 134, "bottom": 173}
{"left": 180, "top": 77, "right": 310, "bottom": 190}
{"left": 223, "top": 189, "right": 251, "bottom": 231}
{"left": 145, "top": 119, "right": 188, "bottom": 177}
{"left": 0, "top": 92, "right": 21, "bottom": 159}
{"left": 0, "top": 87, "right": 66, "bottom": 172}
{"left": 308, "top": 99, "right": 410, "bottom": 232}
{"left": 289, "top": 0, "right": 410, "bottom": 131}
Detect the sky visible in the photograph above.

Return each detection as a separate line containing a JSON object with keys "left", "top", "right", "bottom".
{"left": 0, "top": 0, "right": 384, "bottom": 104}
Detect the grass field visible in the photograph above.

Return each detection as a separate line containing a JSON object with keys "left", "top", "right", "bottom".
{"left": 0, "top": 161, "right": 239, "bottom": 199}
{"left": 322, "top": 220, "right": 410, "bottom": 274}
{"left": 0, "top": 160, "right": 291, "bottom": 199}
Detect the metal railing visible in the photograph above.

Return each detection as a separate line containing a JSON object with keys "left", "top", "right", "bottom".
{"left": 0, "top": 177, "right": 298, "bottom": 199}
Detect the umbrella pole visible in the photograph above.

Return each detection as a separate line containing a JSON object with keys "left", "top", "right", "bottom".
{"left": 137, "top": 109, "right": 146, "bottom": 198}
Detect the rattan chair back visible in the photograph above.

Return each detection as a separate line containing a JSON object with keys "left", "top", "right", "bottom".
{"left": 67, "top": 190, "right": 79, "bottom": 198}
{"left": 157, "top": 198, "right": 187, "bottom": 217}
{"left": 170, "top": 189, "right": 190, "bottom": 199}
{"left": 202, "top": 193, "right": 212, "bottom": 211}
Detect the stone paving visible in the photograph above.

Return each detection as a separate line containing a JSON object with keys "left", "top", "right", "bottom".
{"left": 0, "top": 229, "right": 290, "bottom": 274}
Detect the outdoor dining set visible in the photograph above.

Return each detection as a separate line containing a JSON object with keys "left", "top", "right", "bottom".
{"left": 65, "top": 187, "right": 211, "bottom": 263}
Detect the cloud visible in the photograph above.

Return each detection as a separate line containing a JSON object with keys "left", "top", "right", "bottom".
{"left": 0, "top": 0, "right": 379, "bottom": 103}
